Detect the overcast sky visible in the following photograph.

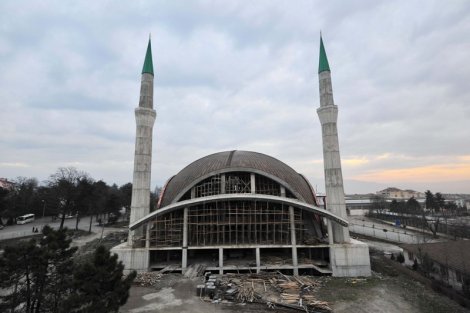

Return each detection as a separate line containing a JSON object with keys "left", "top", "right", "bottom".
{"left": 1, "top": 0, "right": 470, "bottom": 194}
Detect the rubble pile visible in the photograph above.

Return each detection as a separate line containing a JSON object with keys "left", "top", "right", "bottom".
{"left": 198, "top": 272, "right": 331, "bottom": 312}
{"left": 134, "top": 272, "right": 163, "bottom": 287}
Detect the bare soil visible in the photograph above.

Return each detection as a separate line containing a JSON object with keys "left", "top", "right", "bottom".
{"left": 120, "top": 251, "right": 470, "bottom": 313}
{"left": 315, "top": 252, "right": 470, "bottom": 313}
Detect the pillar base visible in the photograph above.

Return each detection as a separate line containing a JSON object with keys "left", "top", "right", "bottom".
{"left": 111, "top": 243, "right": 149, "bottom": 273}
{"left": 330, "top": 239, "right": 371, "bottom": 277}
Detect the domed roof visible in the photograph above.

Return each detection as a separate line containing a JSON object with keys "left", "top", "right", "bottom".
{"left": 159, "top": 150, "right": 317, "bottom": 207}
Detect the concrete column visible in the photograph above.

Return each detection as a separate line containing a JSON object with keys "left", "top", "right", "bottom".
{"left": 327, "top": 220, "right": 334, "bottom": 245}
{"left": 221, "top": 174, "right": 226, "bottom": 194}
{"left": 182, "top": 207, "right": 188, "bottom": 269}
{"left": 289, "top": 206, "right": 299, "bottom": 276}
{"left": 183, "top": 207, "right": 188, "bottom": 247}
{"left": 250, "top": 173, "right": 256, "bottom": 193}
{"left": 280, "top": 186, "right": 286, "bottom": 197}
{"left": 219, "top": 248, "right": 224, "bottom": 274}
{"left": 182, "top": 249, "right": 187, "bottom": 270}
{"left": 190, "top": 187, "right": 196, "bottom": 199}
{"left": 145, "top": 224, "right": 150, "bottom": 248}
{"left": 256, "top": 247, "right": 261, "bottom": 273}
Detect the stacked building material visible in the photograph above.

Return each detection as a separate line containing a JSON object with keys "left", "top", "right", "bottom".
{"left": 198, "top": 272, "right": 331, "bottom": 312}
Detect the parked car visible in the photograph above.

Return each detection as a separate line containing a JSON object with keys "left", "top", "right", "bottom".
{"left": 58, "top": 213, "right": 75, "bottom": 219}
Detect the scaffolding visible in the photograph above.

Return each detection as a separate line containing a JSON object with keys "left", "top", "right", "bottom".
{"left": 194, "top": 174, "right": 221, "bottom": 198}
{"left": 140, "top": 172, "right": 322, "bottom": 248}
{"left": 146, "top": 201, "right": 308, "bottom": 248}
{"left": 255, "top": 174, "right": 281, "bottom": 196}
{"left": 182, "top": 172, "right": 289, "bottom": 202}
{"left": 225, "top": 172, "right": 251, "bottom": 193}
{"left": 151, "top": 211, "right": 184, "bottom": 247}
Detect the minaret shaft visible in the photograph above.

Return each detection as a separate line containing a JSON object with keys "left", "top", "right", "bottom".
{"left": 130, "top": 103, "right": 156, "bottom": 223}
{"left": 139, "top": 73, "right": 154, "bottom": 109}
{"left": 317, "top": 71, "right": 350, "bottom": 243}
{"left": 129, "top": 43, "right": 156, "bottom": 243}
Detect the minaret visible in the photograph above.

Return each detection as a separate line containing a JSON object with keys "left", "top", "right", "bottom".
{"left": 317, "top": 35, "right": 350, "bottom": 243}
{"left": 129, "top": 38, "right": 156, "bottom": 242}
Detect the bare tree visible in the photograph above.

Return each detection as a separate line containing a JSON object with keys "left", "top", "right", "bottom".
{"left": 48, "top": 167, "right": 87, "bottom": 230}
{"left": 423, "top": 213, "right": 441, "bottom": 238}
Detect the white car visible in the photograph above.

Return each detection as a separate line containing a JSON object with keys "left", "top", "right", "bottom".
{"left": 58, "top": 213, "right": 75, "bottom": 219}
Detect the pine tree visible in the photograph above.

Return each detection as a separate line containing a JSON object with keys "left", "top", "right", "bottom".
{"left": 0, "top": 228, "right": 134, "bottom": 313}
{"left": 0, "top": 226, "right": 77, "bottom": 313}
{"left": 63, "top": 246, "right": 136, "bottom": 313}
{"left": 38, "top": 226, "right": 78, "bottom": 312}
{"left": 0, "top": 239, "right": 39, "bottom": 312}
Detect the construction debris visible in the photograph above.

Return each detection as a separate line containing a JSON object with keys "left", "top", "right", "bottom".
{"left": 198, "top": 272, "right": 331, "bottom": 312}
{"left": 134, "top": 272, "right": 163, "bottom": 287}
{"left": 183, "top": 264, "right": 206, "bottom": 278}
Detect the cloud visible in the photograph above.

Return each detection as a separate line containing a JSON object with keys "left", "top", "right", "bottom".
{"left": 0, "top": 0, "right": 469, "bottom": 195}
{"left": 354, "top": 162, "right": 470, "bottom": 183}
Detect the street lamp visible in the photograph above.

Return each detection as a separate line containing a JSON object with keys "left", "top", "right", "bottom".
{"left": 42, "top": 200, "right": 46, "bottom": 219}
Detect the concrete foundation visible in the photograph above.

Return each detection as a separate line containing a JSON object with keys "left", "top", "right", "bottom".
{"left": 111, "top": 243, "right": 149, "bottom": 273}
{"left": 329, "top": 239, "right": 371, "bottom": 277}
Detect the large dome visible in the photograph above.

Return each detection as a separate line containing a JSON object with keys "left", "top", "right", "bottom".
{"left": 158, "top": 150, "right": 317, "bottom": 207}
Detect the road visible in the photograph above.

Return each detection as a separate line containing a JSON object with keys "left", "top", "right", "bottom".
{"left": 0, "top": 215, "right": 111, "bottom": 241}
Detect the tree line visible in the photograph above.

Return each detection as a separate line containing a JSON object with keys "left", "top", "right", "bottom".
{"left": 0, "top": 167, "right": 140, "bottom": 230}
{"left": 369, "top": 190, "right": 469, "bottom": 238}
{"left": 371, "top": 190, "right": 465, "bottom": 215}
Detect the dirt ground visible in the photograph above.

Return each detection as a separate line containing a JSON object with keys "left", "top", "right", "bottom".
{"left": 120, "top": 252, "right": 470, "bottom": 313}
{"left": 120, "top": 275, "right": 278, "bottom": 313}
{"left": 319, "top": 251, "right": 470, "bottom": 313}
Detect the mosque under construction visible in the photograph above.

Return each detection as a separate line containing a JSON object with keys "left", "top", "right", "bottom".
{"left": 111, "top": 36, "right": 371, "bottom": 277}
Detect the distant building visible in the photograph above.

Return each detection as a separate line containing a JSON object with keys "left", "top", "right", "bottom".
{"left": 447, "top": 195, "right": 470, "bottom": 211}
{"left": 455, "top": 199, "right": 470, "bottom": 210}
{"left": 376, "top": 187, "right": 424, "bottom": 200}
{"left": 345, "top": 198, "right": 373, "bottom": 216}
{"left": 401, "top": 241, "right": 470, "bottom": 293}
{"left": 0, "top": 178, "right": 14, "bottom": 190}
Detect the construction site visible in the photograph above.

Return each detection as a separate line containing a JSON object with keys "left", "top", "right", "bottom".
{"left": 124, "top": 150, "right": 346, "bottom": 276}
{"left": 112, "top": 36, "right": 371, "bottom": 279}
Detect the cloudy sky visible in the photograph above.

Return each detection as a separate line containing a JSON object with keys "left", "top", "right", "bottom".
{"left": 1, "top": 0, "right": 470, "bottom": 194}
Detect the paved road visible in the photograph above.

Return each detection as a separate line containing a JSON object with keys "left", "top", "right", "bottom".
{"left": 0, "top": 215, "right": 111, "bottom": 241}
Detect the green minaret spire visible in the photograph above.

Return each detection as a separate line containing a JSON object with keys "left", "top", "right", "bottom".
{"left": 142, "top": 37, "right": 154, "bottom": 75}
{"left": 318, "top": 35, "right": 331, "bottom": 73}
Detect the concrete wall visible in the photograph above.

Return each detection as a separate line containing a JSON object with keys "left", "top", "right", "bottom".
{"left": 330, "top": 239, "right": 371, "bottom": 277}
{"left": 349, "top": 222, "right": 423, "bottom": 244}
{"left": 348, "top": 209, "right": 369, "bottom": 216}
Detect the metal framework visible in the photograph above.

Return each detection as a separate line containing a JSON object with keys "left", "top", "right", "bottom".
{"left": 144, "top": 201, "right": 308, "bottom": 248}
